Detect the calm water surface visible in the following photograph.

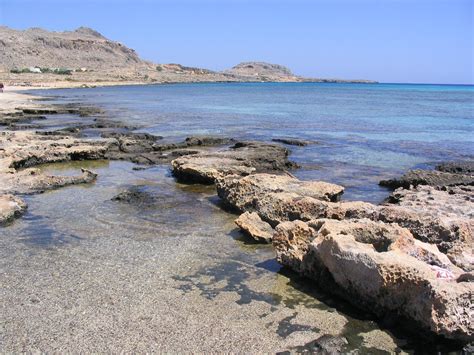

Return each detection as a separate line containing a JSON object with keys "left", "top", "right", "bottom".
{"left": 1, "top": 83, "right": 472, "bottom": 352}
{"left": 37, "top": 82, "right": 474, "bottom": 202}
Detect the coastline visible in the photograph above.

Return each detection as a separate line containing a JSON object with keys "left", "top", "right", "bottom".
{"left": 0, "top": 85, "right": 472, "bottom": 351}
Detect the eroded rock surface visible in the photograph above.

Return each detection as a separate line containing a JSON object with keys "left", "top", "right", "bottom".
{"left": 234, "top": 211, "right": 274, "bottom": 242}
{"left": 273, "top": 218, "right": 474, "bottom": 341}
{"left": 0, "top": 194, "right": 27, "bottom": 225}
{"left": 172, "top": 141, "right": 298, "bottom": 184}
{"left": 217, "top": 173, "right": 366, "bottom": 226}
{"left": 217, "top": 174, "right": 473, "bottom": 271}
{"left": 381, "top": 185, "right": 473, "bottom": 271}
{"left": 0, "top": 131, "right": 101, "bottom": 196}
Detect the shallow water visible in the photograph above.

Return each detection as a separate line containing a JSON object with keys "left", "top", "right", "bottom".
{"left": 34, "top": 82, "right": 474, "bottom": 202}
{"left": 0, "top": 161, "right": 403, "bottom": 353}
{"left": 1, "top": 83, "right": 472, "bottom": 352}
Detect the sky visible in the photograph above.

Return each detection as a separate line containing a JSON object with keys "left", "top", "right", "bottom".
{"left": 0, "top": 0, "right": 472, "bottom": 84}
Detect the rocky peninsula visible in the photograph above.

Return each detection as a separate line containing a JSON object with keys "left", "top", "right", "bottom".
{"left": 0, "top": 89, "right": 472, "bottom": 350}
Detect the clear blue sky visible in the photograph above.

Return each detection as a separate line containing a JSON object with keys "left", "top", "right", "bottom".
{"left": 1, "top": 0, "right": 472, "bottom": 84}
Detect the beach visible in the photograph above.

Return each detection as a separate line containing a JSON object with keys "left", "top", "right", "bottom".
{"left": 0, "top": 83, "right": 472, "bottom": 352}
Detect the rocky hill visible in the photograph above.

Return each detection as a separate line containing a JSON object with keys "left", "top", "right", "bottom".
{"left": 225, "top": 62, "right": 300, "bottom": 81}
{"left": 0, "top": 26, "right": 376, "bottom": 86}
{"left": 0, "top": 26, "right": 152, "bottom": 72}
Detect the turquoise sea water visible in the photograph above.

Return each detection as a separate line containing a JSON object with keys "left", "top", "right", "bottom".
{"left": 38, "top": 82, "right": 474, "bottom": 202}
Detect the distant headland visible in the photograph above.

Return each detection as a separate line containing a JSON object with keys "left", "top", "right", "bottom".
{"left": 0, "top": 26, "right": 377, "bottom": 88}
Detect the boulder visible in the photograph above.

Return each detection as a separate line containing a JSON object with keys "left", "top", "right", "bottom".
{"left": 172, "top": 141, "right": 298, "bottom": 184}
{"left": 273, "top": 218, "right": 474, "bottom": 342}
{"left": 234, "top": 211, "right": 274, "bottom": 242}
{"left": 0, "top": 194, "right": 27, "bottom": 225}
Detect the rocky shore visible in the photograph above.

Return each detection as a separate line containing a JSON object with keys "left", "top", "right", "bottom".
{"left": 0, "top": 90, "right": 472, "bottom": 348}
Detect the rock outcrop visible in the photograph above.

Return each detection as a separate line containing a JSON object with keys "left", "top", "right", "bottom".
{"left": 234, "top": 211, "right": 274, "bottom": 242}
{"left": 436, "top": 161, "right": 474, "bottom": 175}
{"left": 172, "top": 141, "right": 298, "bottom": 184}
{"left": 380, "top": 185, "right": 473, "bottom": 271}
{"left": 273, "top": 218, "right": 473, "bottom": 341}
{"left": 105, "top": 135, "right": 234, "bottom": 166}
{"left": 217, "top": 174, "right": 473, "bottom": 271}
{"left": 217, "top": 173, "right": 366, "bottom": 225}
{"left": 0, "top": 131, "right": 101, "bottom": 198}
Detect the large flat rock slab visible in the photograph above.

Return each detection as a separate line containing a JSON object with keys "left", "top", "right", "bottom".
{"left": 172, "top": 141, "right": 298, "bottom": 184}
{"left": 217, "top": 173, "right": 364, "bottom": 226}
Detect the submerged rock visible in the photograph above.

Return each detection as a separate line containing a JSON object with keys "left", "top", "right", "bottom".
{"left": 0, "top": 194, "right": 27, "bottom": 225}
{"left": 111, "top": 186, "right": 158, "bottom": 207}
{"left": 234, "top": 211, "right": 274, "bottom": 242}
{"left": 172, "top": 141, "right": 298, "bottom": 184}
{"left": 273, "top": 218, "right": 473, "bottom": 341}
{"left": 271, "top": 138, "right": 314, "bottom": 146}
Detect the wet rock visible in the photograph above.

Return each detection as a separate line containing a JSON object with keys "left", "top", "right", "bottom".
{"left": 234, "top": 211, "right": 274, "bottom": 242}
{"left": 172, "top": 141, "right": 298, "bottom": 184}
{"left": 379, "top": 169, "right": 474, "bottom": 189}
{"left": 273, "top": 218, "right": 474, "bottom": 341}
{"left": 151, "top": 136, "right": 233, "bottom": 152}
{"left": 436, "top": 161, "right": 474, "bottom": 175}
{"left": 102, "top": 131, "right": 163, "bottom": 153}
{"left": 272, "top": 138, "right": 314, "bottom": 146}
{"left": 184, "top": 136, "right": 234, "bottom": 146}
{"left": 0, "top": 131, "right": 102, "bottom": 195}
{"left": 0, "top": 194, "right": 27, "bottom": 225}
{"left": 105, "top": 135, "right": 232, "bottom": 165}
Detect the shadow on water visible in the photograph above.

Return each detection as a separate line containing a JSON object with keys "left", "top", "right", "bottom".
{"left": 14, "top": 211, "right": 83, "bottom": 248}
{"left": 278, "top": 267, "right": 468, "bottom": 354}
{"left": 173, "top": 252, "right": 468, "bottom": 354}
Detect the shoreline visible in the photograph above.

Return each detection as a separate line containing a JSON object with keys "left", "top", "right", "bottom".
{"left": 0, "top": 86, "right": 472, "bottom": 350}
